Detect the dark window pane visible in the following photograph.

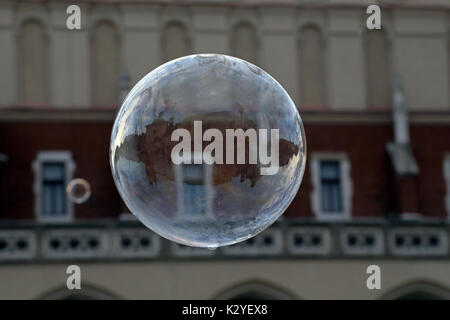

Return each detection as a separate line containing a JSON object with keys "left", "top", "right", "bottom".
{"left": 43, "top": 162, "right": 65, "bottom": 180}
{"left": 321, "top": 161, "right": 340, "bottom": 180}
{"left": 183, "top": 164, "right": 204, "bottom": 185}
{"left": 42, "top": 162, "right": 66, "bottom": 216}
{"left": 320, "top": 160, "right": 342, "bottom": 213}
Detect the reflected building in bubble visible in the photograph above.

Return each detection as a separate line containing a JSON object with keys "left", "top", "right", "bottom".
{"left": 111, "top": 77, "right": 304, "bottom": 247}
{"left": 0, "top": 0, "right": 450, "bottom": 300}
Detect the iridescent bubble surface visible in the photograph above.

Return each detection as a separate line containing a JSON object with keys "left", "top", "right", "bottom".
{"left": 110, "top": 54, "right": 306, "bottom": 247}
{"left": 66, "top": 178, "right": 91, "bottom": 204}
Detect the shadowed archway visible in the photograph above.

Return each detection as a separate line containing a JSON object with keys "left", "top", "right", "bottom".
{"left": 38, "top": 284, "right": 120, "bottom": 300}
{"left": 214, "top": 281, "right": 297, "bottom": 300}
{"left": 382, "top": 281, "right": 450, "bottom": 300}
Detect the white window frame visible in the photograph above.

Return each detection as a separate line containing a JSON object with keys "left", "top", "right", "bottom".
{"left": 32, "top": 151, "right": 76, "bottom": 223}
{"left": 443, "top": 153, "right": 450, "bottom": 218}
{"left": 310, "top": 152, "right": 352, "bottom": 221}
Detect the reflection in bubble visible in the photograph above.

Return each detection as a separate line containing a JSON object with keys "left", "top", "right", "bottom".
{"left": 110, "top": 54, "right": 306, "bottom": 248}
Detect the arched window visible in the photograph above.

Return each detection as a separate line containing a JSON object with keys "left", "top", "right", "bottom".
{"left": 19, "top": 20, "right": 48, "bottom": 105}
{"left": 365, "top": 29, "right": 391, "bottom": 108}
{"left": 91, "top": 21, "right": 119, "bottom": 107}
{"left": 298, "top": 25, "right": 326, "bottom": 108}
{"left": 162, "top": 22, "right": 189, "bottom": 63}
{"left": 231, "top": 23, "right": 258, "bottom": 64}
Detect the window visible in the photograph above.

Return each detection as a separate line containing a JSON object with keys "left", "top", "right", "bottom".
{"left": 365, "top": 29, "right": 391, "bottom": 109}
{"left": 182, "top": 164, "right": 208, "bottom": 215}
{"left": 231, "top": 23, "right": 258, "bottom": 64}
{"left": 320, "top": 160, "right": 342, "bottom": 212}
{"left": 173, "top": 153, "right": 214, "bottom": 219}
{"left": 298, "top": 25, "right": 326, "bottom": 108}
{"left": 42, "top": 162, "right": 66, "bottom": 215}
{"left": 33, "top": 151, "right": 75, "bottom": 222}
{"left": 311, "top": 153, "right": 352, "bottom": 220}
{"left": 19, "top": 19, "right": 48, "bottom": 105}
{"left": 162, "top": 22, "right": 190, "bottom": 63}
{"left": 444, "top": 154, "right": 450, "bottom": 218}
{"left": 91, "top": 21, "right": 119, "bottom": 107}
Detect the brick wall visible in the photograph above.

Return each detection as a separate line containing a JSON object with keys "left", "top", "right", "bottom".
{"left": 0, "top": 120, "right": 448, "bottom": 220}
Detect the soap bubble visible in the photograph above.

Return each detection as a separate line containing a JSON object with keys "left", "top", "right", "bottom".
{"left": 110, "top": 54, "right": 306, "bottom": 248}
{"left": 66, "top": 178, "right": 91, "bottom": 204}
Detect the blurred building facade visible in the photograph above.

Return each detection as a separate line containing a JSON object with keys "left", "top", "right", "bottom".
{"left": 0, "top": 0, "right": 450, "bottom": 299}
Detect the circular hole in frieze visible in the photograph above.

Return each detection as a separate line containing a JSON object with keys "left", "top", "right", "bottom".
{"left": 365, "top": 235, "right": 375, "bottom": 246}
{"left": 88, "top": 238, "right": 99, "bottom": 249}
{"left": 0, "top": 239, "right": 7, "bottom": 251}
{"left": 311, "top": 234, "right": 322, "bottom": 246}
{"left": 140, "top": 237, "right": 150, "bottom": 248}
{"left": 294, "top": 235, "right": 303, "bottom": 247}
{"left": 429, "top": 235, "right": 439, "bottom": 247}
{"left": 16, "top": 239, "right": 28, "bottom": 250}
{"left": 348, "top": 235, "right": 357, "bottom": 246}
{"left": 395, "top": 235, "right": 404, "bottom": 247}
{"left": 69, "top": 238, "right": 80, "bottom": 249}
{"left": 49, "top": 238, "right": 61, "bottom": 250}
{"left": 263, "top": 236, "right": 273, "bottom": 246}
{"left": 412, "top": 236, "right": 422, "bottom": 247}
{"left": 121, "top": 237, "right": 132, "bottom": 248}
